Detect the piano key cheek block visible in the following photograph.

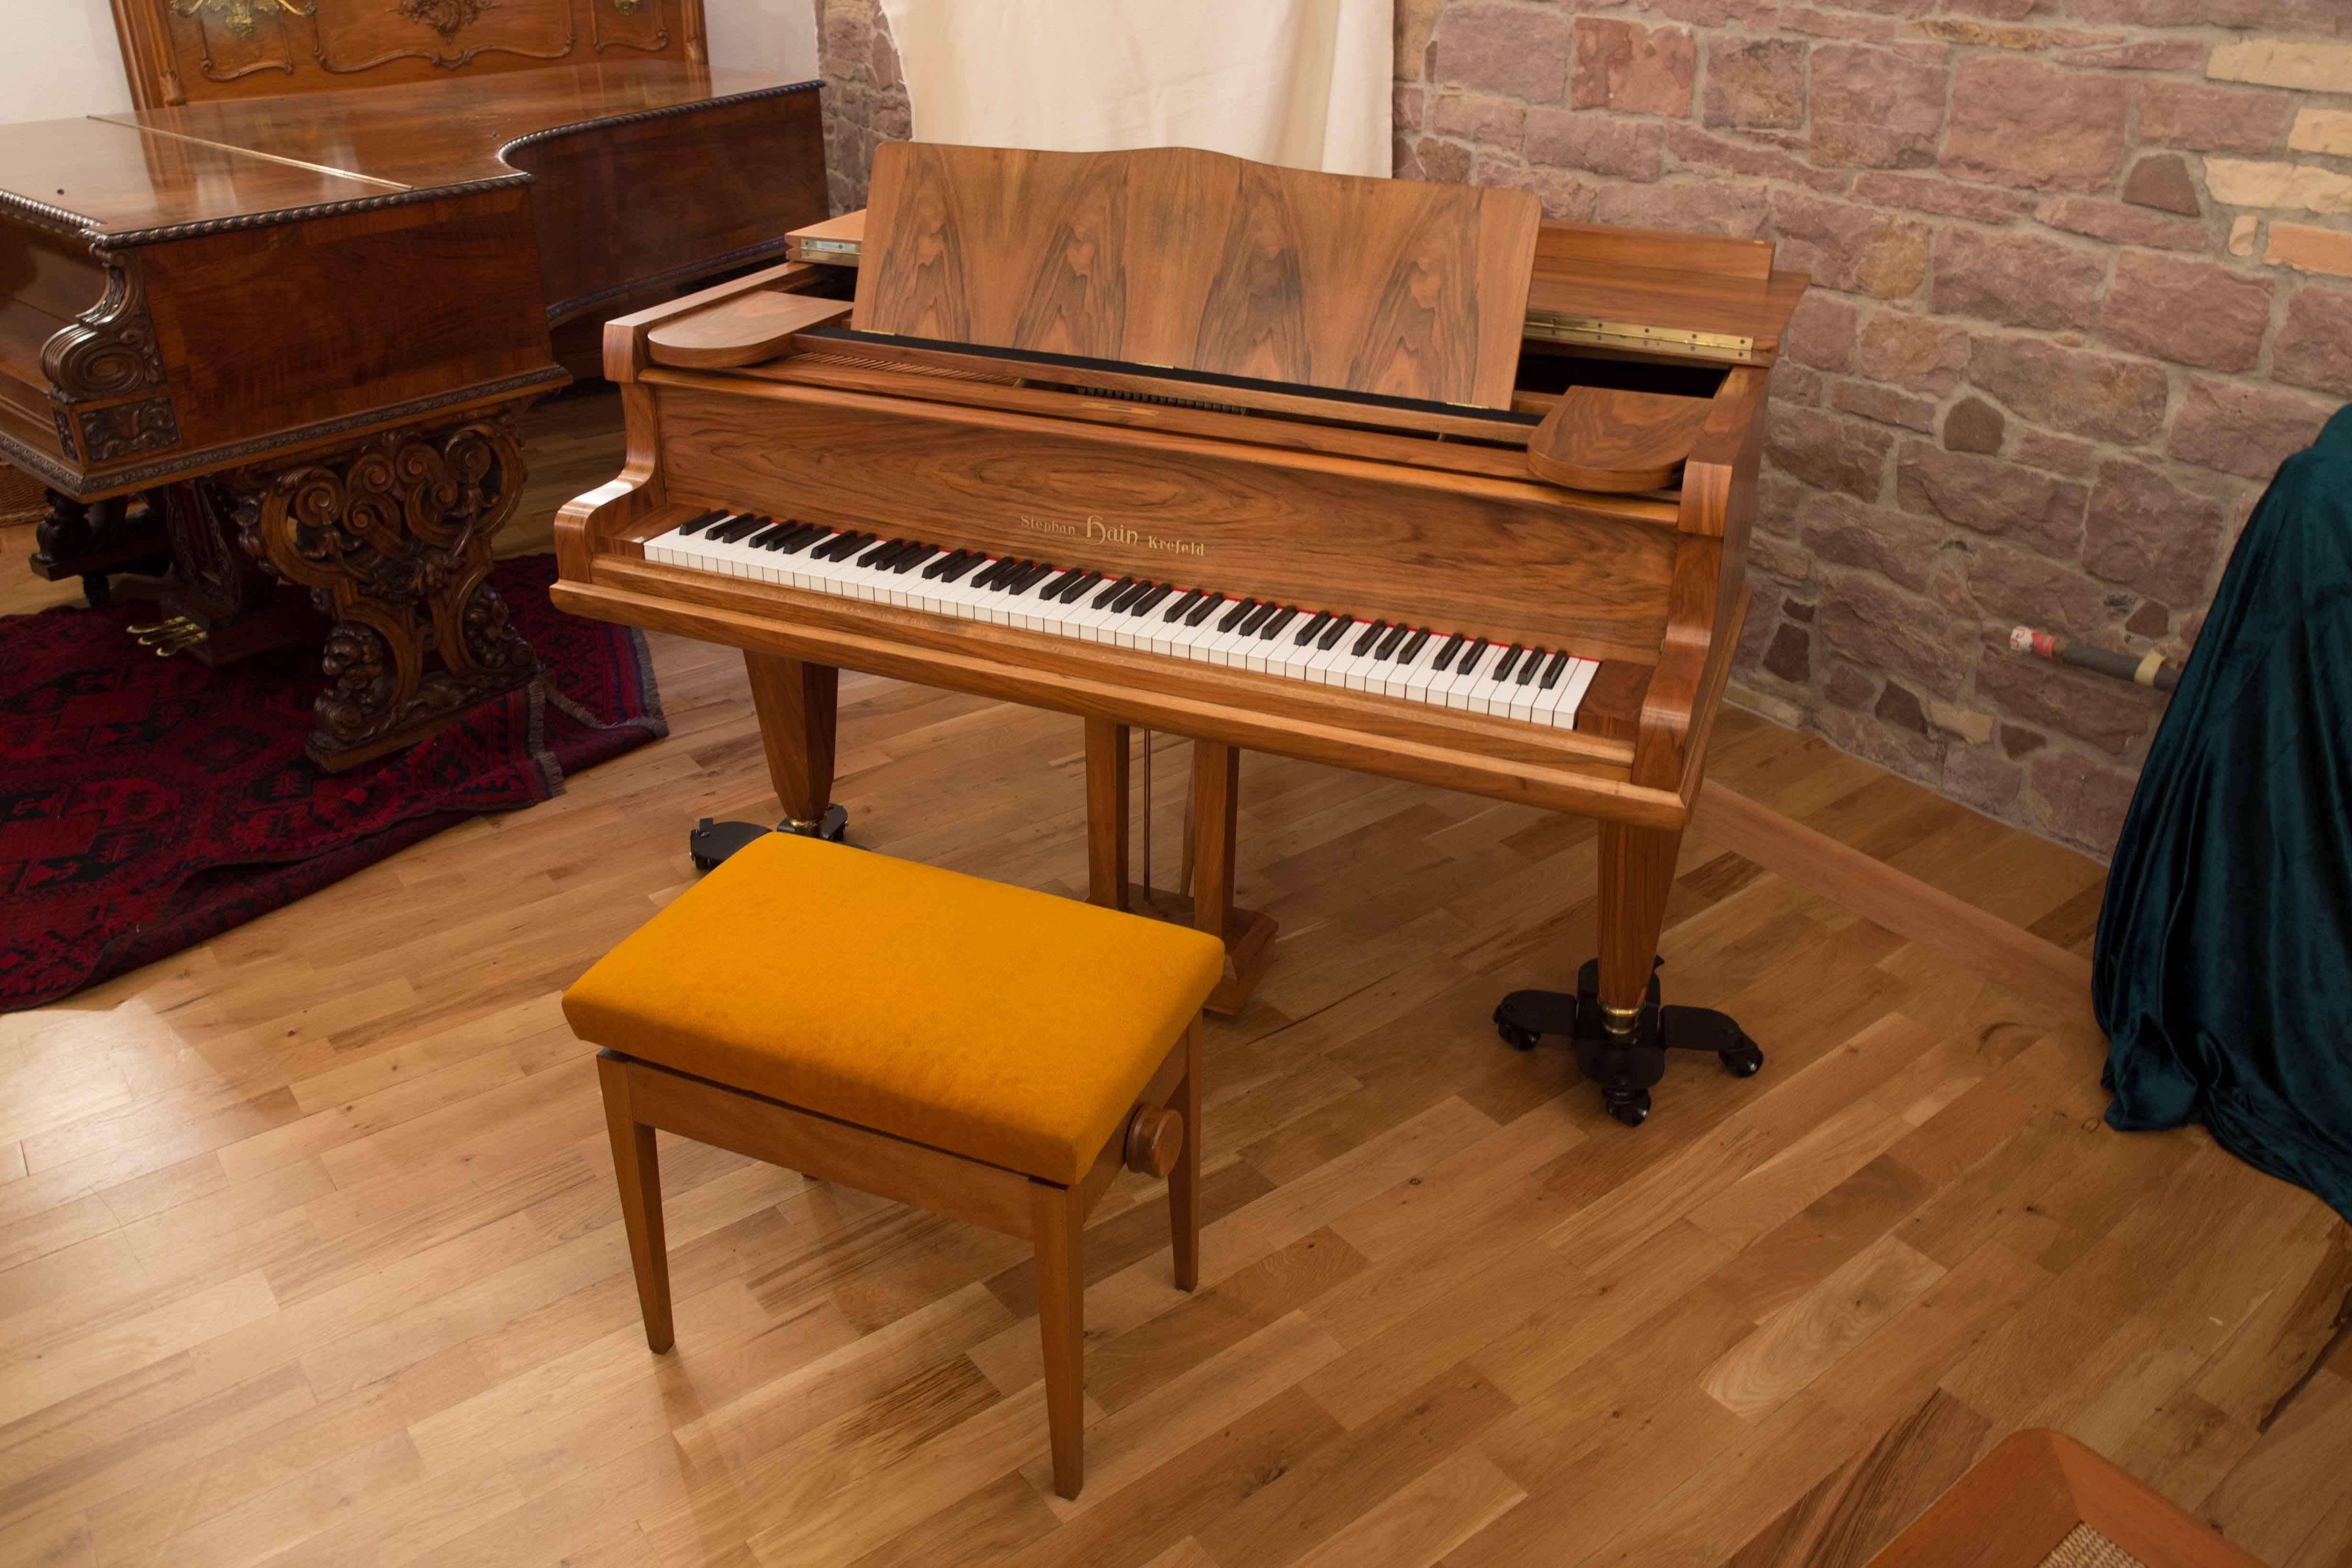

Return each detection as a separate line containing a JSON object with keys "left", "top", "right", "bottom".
{"left": 554, "top": 142, "right": 1807, "bottom": 1128}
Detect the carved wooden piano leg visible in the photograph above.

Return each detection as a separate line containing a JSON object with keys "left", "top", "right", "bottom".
{"left": 1085, "top": 718, "right": 1131, "bottom": 911}
{"left": 745, "top": 652, "right": 845, "bottom": 840}
{"left": 228, "top": 406, "right": 540, "bottom": 772}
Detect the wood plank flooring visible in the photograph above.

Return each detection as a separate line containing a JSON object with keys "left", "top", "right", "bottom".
{"left": 2, "top": 395, "right": 2347, "bottom": 1567}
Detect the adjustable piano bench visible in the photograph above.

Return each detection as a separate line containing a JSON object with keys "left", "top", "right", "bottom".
{"left": 560, "top": 832, "right": 1225, "bottom": 1499}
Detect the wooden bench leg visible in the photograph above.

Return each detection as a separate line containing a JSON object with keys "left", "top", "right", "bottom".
{"left": 1033, "top": 1182, "right": 1087, "bottom": 1499}
{"left": 1171, "top": 1017, "right": 1201, "bottom": 1293}
{"left": 597, "top": 1052, "right": 675, "bottom": 1353}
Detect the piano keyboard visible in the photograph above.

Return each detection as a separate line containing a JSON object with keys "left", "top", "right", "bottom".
{"left": 645, "top": 512, "right": 1602, "bottom": 727}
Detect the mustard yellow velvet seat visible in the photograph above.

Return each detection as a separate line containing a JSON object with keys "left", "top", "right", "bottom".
{"left": 563, "top": 831, "right": 1225, "bottom": 1184}
{"left": 565, "top": 829, "right": 1224, "bottom": 1499}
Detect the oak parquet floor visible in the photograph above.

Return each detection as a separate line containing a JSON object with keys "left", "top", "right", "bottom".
{"left": 1, "top": 397, "right": 2344, "bottom": 1567}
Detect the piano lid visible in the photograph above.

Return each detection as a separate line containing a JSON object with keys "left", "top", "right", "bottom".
{"left": 850, "top": 143, "right": 1544, "bottom": 412}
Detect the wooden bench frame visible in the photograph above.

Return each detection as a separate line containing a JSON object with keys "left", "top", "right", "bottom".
{"left": 594, "top": 1016, "right": 1203, "bottom": 1500}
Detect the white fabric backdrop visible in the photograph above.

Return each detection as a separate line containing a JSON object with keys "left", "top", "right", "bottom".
{"left": 876, "top": 0, "right": 1393, "bottom": 176}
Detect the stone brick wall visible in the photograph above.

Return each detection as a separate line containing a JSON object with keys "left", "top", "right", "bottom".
{"left": 813, "top": 0, "right": 909, "bottom": 213}
{"left": 818, "top": 3, "right": 2352, "bottom": 857}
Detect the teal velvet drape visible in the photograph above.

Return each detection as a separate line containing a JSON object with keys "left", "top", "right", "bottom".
{"left": 2095, "top": 403, "right": 2352, "bottom": 1222}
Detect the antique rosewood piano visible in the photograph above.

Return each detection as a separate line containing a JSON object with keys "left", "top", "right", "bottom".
{"left": 0, "top": 0, "right": 825, "bottom": 768}
{"left": 555, "top": 142, "right": 1807, "bottom": 1124}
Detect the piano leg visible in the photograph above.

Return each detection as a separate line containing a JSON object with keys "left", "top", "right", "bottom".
{"left": 1085, "top": 719, "right": 1131, "bottom": 912}
{"left": 745, "top": 652, "right": 846, "bottom": 840}
{"left": 1494, "top": 820, "right": 1764, "bottom": 1128}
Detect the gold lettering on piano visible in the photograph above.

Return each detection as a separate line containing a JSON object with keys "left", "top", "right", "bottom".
{"left": 1018, "top": 514, "right": 1208, "bottom": 558}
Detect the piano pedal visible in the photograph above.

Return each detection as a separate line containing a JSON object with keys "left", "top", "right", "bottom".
{"left": 688, "top": 804, "right": 849, "bottom": 872}
{"left": 1493, "top": 959, "right": 1762, "bottom": 1129}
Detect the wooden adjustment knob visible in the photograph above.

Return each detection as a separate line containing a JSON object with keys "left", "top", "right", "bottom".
{"left": 1122, "top": 1107, "right": 1184, "bottom": 1178}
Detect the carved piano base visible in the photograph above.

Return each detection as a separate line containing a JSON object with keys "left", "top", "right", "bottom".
{"left": 228, "top": 405, "right": 542, "bottom": 772}
{"left": 29, "top": 491, "right": 168, "bottom": 608}
{"left": 1494, "top": 960, "right": 1763, "bottom": 1128}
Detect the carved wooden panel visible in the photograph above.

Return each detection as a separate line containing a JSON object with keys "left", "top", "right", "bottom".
{"left": 109, "top": 0, "right": 711, "bottom": 110}
{"left": 854, "top": 143, "right": 1542, "bottom": 412}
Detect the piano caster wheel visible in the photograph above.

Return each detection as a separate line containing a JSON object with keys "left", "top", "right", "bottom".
{"left": 689, "top": 818, "right": 774, "bottom": 872}
{"left": 780, "top": 804, "right": 849, "bottom": 843}
{"left": 1720, "top": 1038, "right": 1765, "bottom": 1078}
{"left": 1496, "top": 1019, "right": 1543, "bottom": 1053}
{"left": 1604, "top": 1088, "right": 1650, "bottom": 1128}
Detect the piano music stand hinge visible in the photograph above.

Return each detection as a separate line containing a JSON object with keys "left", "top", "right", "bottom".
{"left": 1523, "top": 317, "right": 1756, "bottom": 362}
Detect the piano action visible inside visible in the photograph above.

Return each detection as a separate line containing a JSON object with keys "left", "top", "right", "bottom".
{"left": 555, "top": 142, "right": 1808, "bottom": 1124}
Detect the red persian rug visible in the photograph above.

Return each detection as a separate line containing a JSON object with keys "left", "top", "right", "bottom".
{"left": 0, "top": 555, "right": 666, "bottom": 1011}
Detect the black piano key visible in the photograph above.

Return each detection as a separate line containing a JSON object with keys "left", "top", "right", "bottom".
{"left": 813, "top": 531, "right": 864, "bottom": 561}
{"left": 1133, "top": 584, "right": 1175, "bottom": 616}
{"left": 1186, "top": 594, "right": 1225, "bottom": 627}
{"left": 1492, "top": 645, "right": 1525, "bottom": 683}
{"left": 1217, "top": 598, "right": 1258, "bottom": 633}
{"left": 744, "top": 523, "right": 790, "bottom": 548}
{"left": 1400, "top": 628, "right": 1431, "bottom": 661}
{"left": 1457, "top": 640, "right": 1489, "bottom": 677}
{"left": 1059, "top": 571, "right": 1104, "bottom": 603}
{"left": 674, "top": 508, "right": 728, "bottom": 537}
{"left": 1294, "top": 609, "right": 1332, "bottom": 646}
{"left": 939, "top": 553, "right": 986, "bottom": 583}
{"left": 1110, "top": 580, "right": 1154, "bottom": 612}
{"left": 760, "top": 522, "right": 810, "bottom": 550}
{"left": 1375, "top": 624, "right": 1408, "bottom": 660}
{"left": 891, "top": 544, "right": 938, "bottom": 573}
{"left": 1005, "top": 560, "right": 1051, "bottom": 592}
{"left": 1351, "top": 621, "right": 1389, "bottom": 657}
{"left": 1165, "top": 588, "right": 1205, "bottom": 622}
{"left": 858, "top": 538, "right": 909, "bottom": 568}
{"left": 1431, "top": 632, "right": 1466, "bottom": 672}
{"left": 713, "top": 514, "right": 765, "bottom": 543}
{"left": 1234, "top": 602, "right": 1273, "bottom": 636}
{"left": 1317, "top": 616, "right": 1350, "bottom": 650}
{"left": 921, "top": 549, "right": 968, "bottom": 579}
{"left": 1540, "top": 650, "right": 1570, "bottom": 690}
{"left": 1093, "top": 577, "right": 1135, "bottom": 610}
{"left": 1038, "top": 567, "right": 1083, "bottom": 595}
{"left": 971, "top": 557, "right": 1014, "bottom": 590}
{"left": 1261, "top": 606, "right": 1299, "bottom": 639}
{"left": 1516, "top": 648, "right": 1546, "bottom": 686}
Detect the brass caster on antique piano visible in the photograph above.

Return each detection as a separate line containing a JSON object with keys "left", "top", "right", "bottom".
{"left": 687, "top": 805, "right": 849, "bottom": 872}
{"left": 1492, "top": 959, "right": 1763, "bottom": 1128}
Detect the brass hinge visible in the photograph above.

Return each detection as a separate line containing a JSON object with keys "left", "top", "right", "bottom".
{"left": 1523, "top": 314, "right": 1756, "bottom": 361}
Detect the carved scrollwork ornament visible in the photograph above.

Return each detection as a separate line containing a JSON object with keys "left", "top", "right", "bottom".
{"left": 42, "top": 264, "right": 167, "bottom": 402}
{"left": 170, "top": 0, "right": 316, "bottom": 41}
{"left": 394, "top": 0, "right": 495, "bottom": 39}
{"left": 229, "top": 410, "right": 538, "bottom": 764}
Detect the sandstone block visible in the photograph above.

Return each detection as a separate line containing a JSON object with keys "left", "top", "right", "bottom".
{"left": 2065, "top": 0, "right": 2198, "bottom": 21}
{"left": 1763, "top": 623, "right": 1812, "bottom": 683}
{"left": 2101, "top": 253, "right": 2273, "bottom": 372}
{"left": 1834, "top": 381, "right": 1938, "bottom": 433}
{"left": 1771, "top": 191, "right": 1931, "bottom": 300}
{"left": 2084, "top": 459, "right": 2234, "bottom": 602}
{"left": 1768, "top": 406, "right": 1896, "bottom": 498}
{"left": 1943, "top": 747, "right": 2025, "bottom": 814}
{"left": 2229, "top": 215, "right": 2260, "bottom": 256}
{"left": 1825, "top": 663, "right": 1878, "bottom": 710}
{"left": 1705, "top": 38, "right": 1807, "bottom": 128}
{"left": 1785, "top": 293, "right": 1860, "bottom": 370}
{"left": 1594, "top": 179, "right": 1770, "bottom": 236}
{"left": 2205, "top": 0, "right": 2352, "bottom": 34}
{"left": 2205, "top": 158, "right": 2352, "bottom": 216}
{"left": 2168, "top": 376, "right": 2335, "bottom": 480}
{"left": 2273, "top": 287, "right": 2352, "bottom": 397}
{"left": 2060, "top": 40, "right": 2209, "bottom": 71}
{"left": 2002, "top": 724, "right": 2049, "bottom": 758}
{"left": 1781, "top": 10, "right": 1899, "bottom": 44}
{"left": 1943, "top": 58, "right": 2129, "bottom": 191}
{"left": 2015, "top": 427, "right": 2099, "bottom": 477}
{"left": 1967, "top": 336, "right": 2170, "bottom": 445}
{"left": 2123, "top": 154, "right": 2202, "bottom": 217}
{"left": 1944, "top": 397, "right": 2006, "bottom": 454}
{"left": 1809, "top": 45, "right": 1947, "bottom": 169}
{"left": 1927, "top": 699, "right": 2000, "bottom": 747}
{"left": 1571, "top": 19, "right": 1699, "bottom": 115}
{"left": 1436, "top": 5, "right": 1573, "bottom": 102}
{"left": 2126, "top": 600, "right": 2170, "bottom": 638}
{"left": 1469, "top": 156, "right": 1594, "bottom": 219}
{"left": 1415, "top": 137, "right": 1473, "bottom": 186}
{"left": 1394, "top": 84, "right": 1428, "bottom": 133}
{"left": 1814, "top": 704, "right": 1945, "bottom": 775}
{"left": 1980, "top": 651, "right": 2154, "bottom": 756}
{"left": 1858, "top": 311, "right": 1972, "bottom": 392}
{"left": 1397, "top": 0, "right": 1443, "bottom": 80}
{"left": 1931, "top": 229, "right": 2107, "bottom": 332}
{"left": 1799, "top": 493, "right": 1945, "bottom": 591}
{"left": 2267, "top": 222, "right": 2352, "bottom": 278}
{"left": 2034, "top": 198, "right": 2208, "bottom": 253}
{"left": 1964, "top": 539, "right": 2111, "bottom": 636}
{"left": 1432, "top": 94, "right": 1525, "bottom": 149}
{"left": 2140, "top": 81, "right": 2293, "bottom": 155}
{"left": 2029, "top": 750, "right": 2139, "bottom": 854}
{"left": 2291, "top": 109, "right": 2352, "bottom": 157}
{"left": 1876, "top": 680, "right": 1929, "bottom": 734}
{"left": 1525, "top": 111, "right": 1665, "bottom": 180}
{"left": 1850, "top": 172, "right": 2030, "bottom": 224}
{"left": 1896, "top": 441, "right": 2090, "bottom": 554}
{"left": 1666, "top": 124, "right": 1848, "bottom": 192}
{"left": 2206, "top": 39, "right": 2352, "bottom": 94}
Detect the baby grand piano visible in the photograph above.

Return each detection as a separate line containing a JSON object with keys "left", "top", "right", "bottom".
{"left": 555, "top": 142, "right": 1808, "bottom": 1125}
